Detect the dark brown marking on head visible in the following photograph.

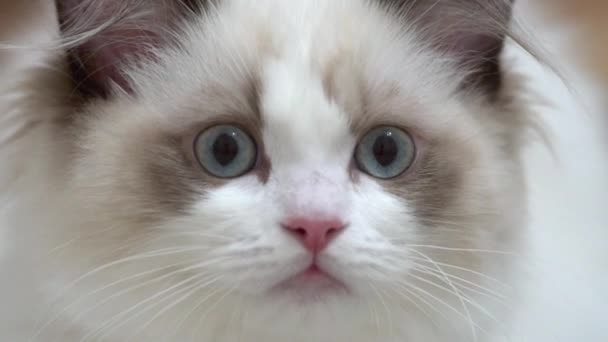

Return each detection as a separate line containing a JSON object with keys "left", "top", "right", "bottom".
{"left": 181, "top": 0, "right": 211, "bottom": 15}
{"left": 372, "top": 0, "right": 514, "bottom": 98}
{"left": 321, "top": 52, "right": 368, "bottom": 121}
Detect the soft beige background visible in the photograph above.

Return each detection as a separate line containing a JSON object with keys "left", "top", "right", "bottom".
{"left": 548, "top": 0, "right": 608, "bottom": 83}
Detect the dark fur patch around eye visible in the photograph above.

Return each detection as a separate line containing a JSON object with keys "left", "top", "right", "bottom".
{"left": 140, "top": 134, "right": 205, "bottom": 215}
{"left": 383, "top": 140, "right": 468, "bottom": 226}
{"left": 128, "top": 112, "right": 266, "bottom": 217}
{"left": 74, "top": 55, "right": 265, "bottom": 219}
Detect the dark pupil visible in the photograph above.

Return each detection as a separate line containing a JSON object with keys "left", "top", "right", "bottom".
{"left": 212, "top": 133, "right": 239, "bottom": 166}
{"left": 372, "top": 133, "right": 398, "bottom": 167}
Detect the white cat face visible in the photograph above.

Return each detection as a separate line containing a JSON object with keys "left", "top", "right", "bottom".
{"left": 44, "top": 0, "right": 528, "bottom": 340}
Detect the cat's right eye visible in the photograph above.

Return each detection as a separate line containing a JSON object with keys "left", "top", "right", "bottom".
{"left": 194, "top": 125, "right": 257, "bottom": 178}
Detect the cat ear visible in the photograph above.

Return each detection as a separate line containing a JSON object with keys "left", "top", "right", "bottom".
{"left": 387, "top": 0, "right": 514, "bottom": 96}
{"left": 56, "top": 0, "right": 204, "bottom": 98}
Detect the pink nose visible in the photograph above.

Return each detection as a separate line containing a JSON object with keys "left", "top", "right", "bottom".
{"left": 282, "top": 217, "right": 346, "bottom": 253}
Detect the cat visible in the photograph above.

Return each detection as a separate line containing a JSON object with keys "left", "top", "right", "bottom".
{"left": 0, "top": 0, "right": 606, "bottom": 341}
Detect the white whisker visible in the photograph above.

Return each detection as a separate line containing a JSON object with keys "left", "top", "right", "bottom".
{"left": 405, "top": 244, "right": 516, "bottom": 256}
{"left": 192, "top": 275, "right": 243, "bottom": 340}
{"left": 69, "top": 256, "right": 234, "bottom": 326}
{"left": 128, "top": 276, "right": 223, "bottom": 340}
{"left": 53, "top": 246, "right": 220, "bottom": 302}
{"left": 176, "top": 279, "right": 226, "bottom": 338}
{"left": 91, "top": 278, "right": 208, "bottom": 342}
{"left": 371, "top": 283, "right": 394, "bottom": 338}
{"left": 408, "top": 273, "right": 499, "bottom": 327}
{"left": 389, "top": 282, "right": 444, "bottom": 326}
{"left": 408, "top": 255, "right": 511, "bottom": 289}
{"left": 84, "top": 268, "right": 223, "bottom": 342}
{"left": 412, "top": 264, "right": 510, "bottom": 303}
{"left": 365, "top": 285, "right": 382, "bottom": 339}
{"left": 32, "top": 255, "right": 236, "bottom": 341}
{"left": 30, "top": 257, "right": 202, "bottom": 341}
{"left": 408, "top": 248, "right": 478, "bottom": 341}
{"left": 398, "top": 280, "right": 489, "bottom": 335}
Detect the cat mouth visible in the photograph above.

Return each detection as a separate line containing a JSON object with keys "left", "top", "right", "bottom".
{"left": 272, "top": 263, "right": 349, "bottom": 300}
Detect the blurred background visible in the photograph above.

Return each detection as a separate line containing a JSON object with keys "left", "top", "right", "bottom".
{"left": 549, "top": 0, "right": 608, "bottom": 84}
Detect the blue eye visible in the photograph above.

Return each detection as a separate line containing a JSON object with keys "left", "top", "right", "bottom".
{"left": 194, "top": 125, "right": 257, "bottom": 178}
{"left": 355, "top": 126, "right": 416, "bottom": 179}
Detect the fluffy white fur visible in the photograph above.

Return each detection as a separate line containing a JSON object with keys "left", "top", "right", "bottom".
{"left": 0, "top": 1, "right": 607, "bottom": 341}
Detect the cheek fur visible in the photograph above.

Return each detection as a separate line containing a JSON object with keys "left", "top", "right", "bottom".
{"left": 319, "top": 180, "right": 419, "bottom": 286}
{"left": 169, "top": 182, "right": 311, "bottom": 292}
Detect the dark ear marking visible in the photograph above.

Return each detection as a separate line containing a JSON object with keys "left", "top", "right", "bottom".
{"left": 56, "top": 0, "right": 209, "bottom": 99}
{"left": 377, "top": 0, "right": 514, "bottom": 97}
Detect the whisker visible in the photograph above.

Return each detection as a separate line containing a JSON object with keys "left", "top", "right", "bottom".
{"left": 53, "top": 246, "right": 219, "bottom": 302}
{"left": 408, "top": 273, "right": 500, "bottom": 326}
{"left": 192, "top": 276, "right": 243, "bottom": 340}
{"left": 91, "top": 277, "right": 209, "bottom": 342}
{"left": 49, "top": 225, "right": 121, "bottom": 255}
{"left": 33, "top": 255, "right": 237, "bottom": 342}
{"left": 412, "top": 265, "right": 509, "bottom": 303}
{"left": 178, "top": 280, "right": 227, "bottom": 339}
{"left": 370, "top": 283, "right": 394, "bottom": 338}
{"left": 30, "top": 257, "right": 203, "bottom": 341}
{"left": 408, "top": 248, "right": 478, "bottom": 341}
{"left": 405, "top": 244, "right": 516, "bottom": 256}
{"left": 364, "top": 285, "right": 382, "bottom": 339}
{"left": 385, "top": 284, "right": 441, "bottom": 327}
{"left": 398, "top": 280, "right": 489, "bottom": 335}
{"left": 128, "top": 276, "right": 224, "bottom": 340}
{"left": 407, "top": 255, "right": 511, "bottom": 289}
{"left": 140, "top": 231, "right": 235, "bottom": 243}
{"left": 452, "top": 281, "right": 512, "bottom": 307}
{"left": 69, "top": 256, "right": 235, "bottom": 327}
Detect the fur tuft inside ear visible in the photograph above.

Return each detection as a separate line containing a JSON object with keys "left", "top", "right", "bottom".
{"left": 380, "top": 0, "right": 514, "bottom": 96}
{"left": 56, "top": 0, "right": 205, "bottom": 98}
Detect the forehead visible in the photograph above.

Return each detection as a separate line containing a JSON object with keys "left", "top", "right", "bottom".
{"left": 135, "top": 0, "right": 474, "bottom": 158}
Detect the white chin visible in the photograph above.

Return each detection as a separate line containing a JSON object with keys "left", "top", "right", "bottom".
{"left": 269, "top": 269, "right": 350, "bottom": 303}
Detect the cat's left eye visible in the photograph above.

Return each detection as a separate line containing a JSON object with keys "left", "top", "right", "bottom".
{"left": 355, "top": 126, "right": 416, "bottom": 179}
{"left": 194, "top": 125, "right": 257, "bottom": 178}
